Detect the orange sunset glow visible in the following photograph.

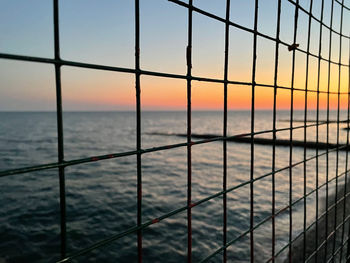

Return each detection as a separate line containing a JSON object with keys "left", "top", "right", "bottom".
{"left": 58, "top": 65, "right": 349, "bottom": 111}
{"left": 1, "top": 0, "right": 350, "bottom": 112}
{"left": 3, "top": 1, "right": 350, "bottom": 262}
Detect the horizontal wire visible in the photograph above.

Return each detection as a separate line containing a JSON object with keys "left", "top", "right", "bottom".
{"left": 0, "top": 52, "right": 348, "bottom": 95}
{"left": 287, "top": 0, "right": 349, "bottom": 39}
{"left": 54, "top": 145, "right": 347, "bottom": 262}
{"left": 335, "top": 0, "right": 350, "bottom": 12}
{"left": 306, "top": 212, "right": 350, "bottom": 262}
{"left": 272, "top": 176, "right": 350, "bottom": 261}
{"left": 168, "top": 0, "right": 350, "bottom": 66}
{"left": 1, "top": 1, "right": 350, "bottom": 260}
{"left": 273, "top": 167, "right": 348, "bottom": 228}
{"left": 1, "top": 119, "right": 347, "bottom": 177}
{"left": 201, "top": 165, "right": 350, "bottom": 263}
{"left": 273, "top": 208, "right": 350, "bottom": 263}
{"left": 181, "top": 0, "right": 350, "bottom": 42}
{"left": 269, "top": 211, "right": 323, "bottom": 262}
{"left": 328, "top": 234, "right": 350, "bottom": 262}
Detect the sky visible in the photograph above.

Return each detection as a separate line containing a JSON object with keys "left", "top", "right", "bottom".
{"left": 1, "top": 0, "right": 350, "bottom": 111}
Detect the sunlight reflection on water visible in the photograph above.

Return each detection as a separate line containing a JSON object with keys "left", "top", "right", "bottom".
{"left": 0, "top": 111, "right": 349, "bottom": 262}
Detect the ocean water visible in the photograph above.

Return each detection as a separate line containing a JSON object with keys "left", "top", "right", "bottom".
{"left": 0, "top": 111, "right": 349, "bottom": 262}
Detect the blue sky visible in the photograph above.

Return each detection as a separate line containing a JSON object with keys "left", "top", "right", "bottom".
{"left": 1, "top": 0, "right": 350, "bottom": 110}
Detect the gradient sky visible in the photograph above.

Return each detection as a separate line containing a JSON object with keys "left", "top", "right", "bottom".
{"left": 1, "top": 0, "right": 350, "bottom": 111}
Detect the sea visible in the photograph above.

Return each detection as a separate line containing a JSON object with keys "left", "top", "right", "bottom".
{"left": 0, "top": 110, "right": 349, "bottom": 263}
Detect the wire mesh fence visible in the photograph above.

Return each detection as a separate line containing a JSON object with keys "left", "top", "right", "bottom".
{"left": 1, "top": 0, "right": 350, "bottom": 262}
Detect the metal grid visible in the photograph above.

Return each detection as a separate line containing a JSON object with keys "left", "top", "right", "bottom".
{"left": 1, "top": 0, "right": 350, "bottom": 262}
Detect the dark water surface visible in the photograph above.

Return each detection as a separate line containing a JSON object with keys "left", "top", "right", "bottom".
{"left": 0, "top": 111, "right": 349, "bottom": 262}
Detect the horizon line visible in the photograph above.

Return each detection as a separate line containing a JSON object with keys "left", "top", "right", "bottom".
{"left": 0, "top": 108, "right": 347, "bottom": 113}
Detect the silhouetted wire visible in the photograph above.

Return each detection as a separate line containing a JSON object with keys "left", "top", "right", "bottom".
{"left": 0, "top": 0, "right": 350, "bottom": 262}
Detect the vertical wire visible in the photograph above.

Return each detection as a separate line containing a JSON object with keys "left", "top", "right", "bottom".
{"left": 289, "top": 1, "right": 299, "bottom": 261}
{"left": 332, "top": 0, "right": 345, "bottom": 260}
{"left": 315, "top": 0, "right": 325, "bottom": 260}
{"left": 186, "top": 1, "right": 193, "bottom": 262}
{"left": 272, "top": 1, "right": 282, "bottom": 261}
{"left": 303, "top": 0, "right": 316, "bottom": 260}
{"left": 223, "top": 0, "right": 231, "bottom": 262}
{"left": 53, "top": 0, "right": 66, "bottom": 258}
{"left": 250, "top": 0, "right": 259, "bottom": 261}
{"left": 346, "top": 31, "right": 350, "bottom": 262}
{"left": 339, "top": 26, "right": 350, "bottom": 263}
{"left": 325, "top": 0, "right": 335, "bottom": 258}
{"left": 135, "top": 0, "right": 142, "bottom": 262}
